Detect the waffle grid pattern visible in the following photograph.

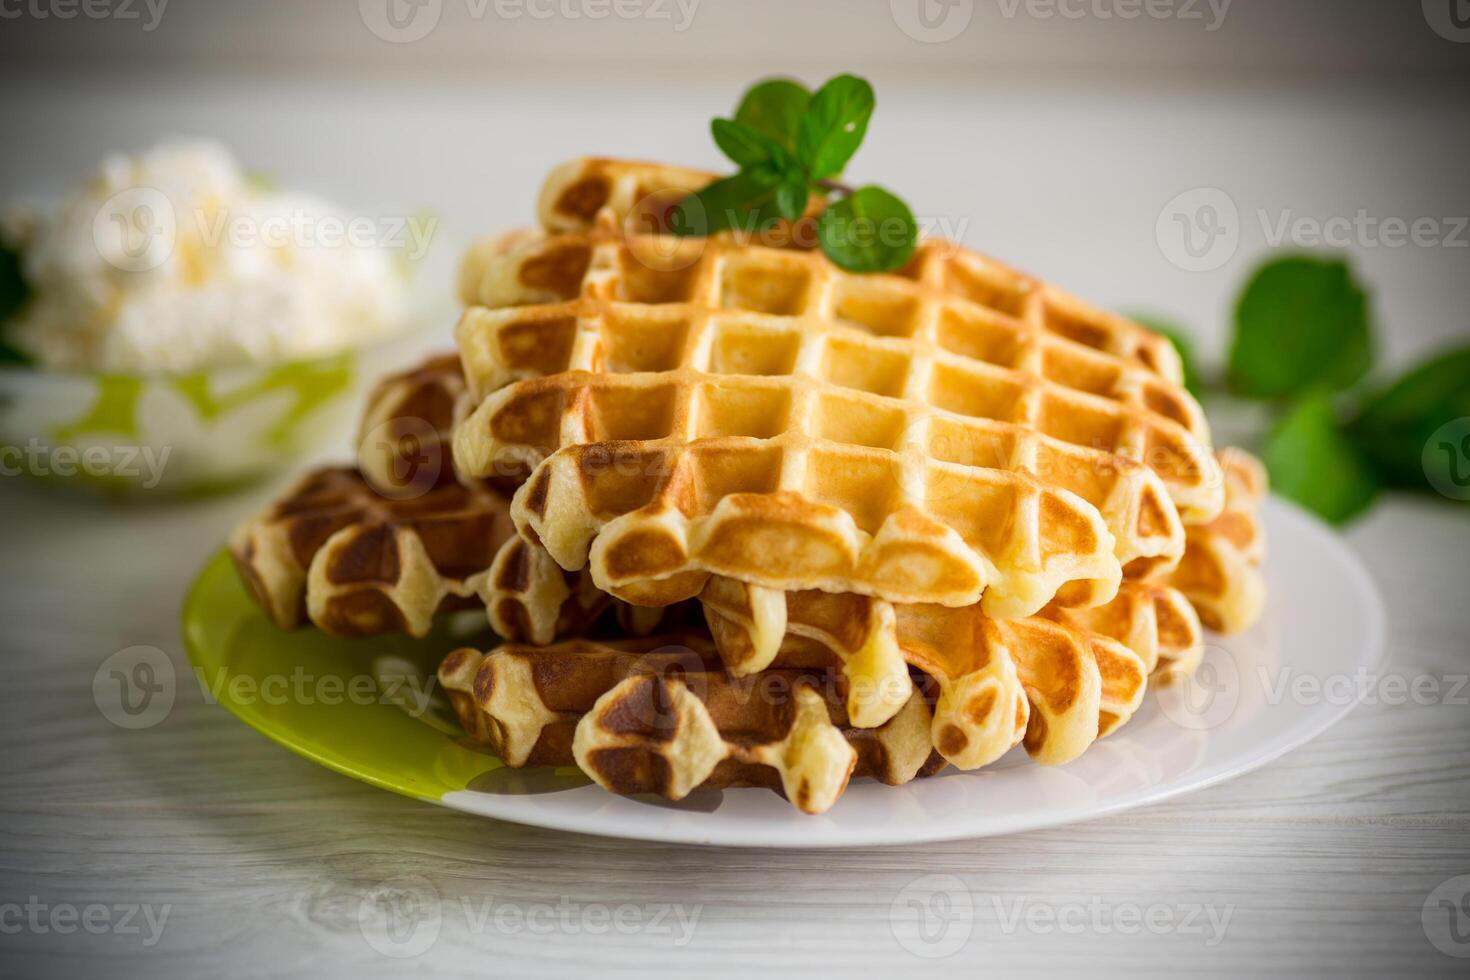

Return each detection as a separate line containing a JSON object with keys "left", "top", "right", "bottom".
{"left": 228, "top": 468, "right": 602, "bottom": 642}
{"left": 459, "top": 229, "right": 1219, "bottom": 523}
{"left": 437, "top": 636, "right": 939, "bottom": 814}
{"left": 357, "top": 353, "right": 467, "bottom": 498}
{"left": 531, "top": 157, "right": 1201, "bottom": 406}
{"left": 1160, "top": 447, "right": 1268, "bottom": 634}
{"left": 454, "top": 227, "right": 1229, "bottom": 615}
{"left": 699, "top": 577, "right": 1150, "bottom": 771}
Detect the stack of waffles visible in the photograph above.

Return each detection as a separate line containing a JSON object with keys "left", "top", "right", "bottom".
{"left": 230, "top": 158, "right": 1269, "bottom": 814}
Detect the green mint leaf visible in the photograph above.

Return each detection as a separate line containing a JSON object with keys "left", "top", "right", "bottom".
{"left": 774, "top": 178, "right": 809, "bottom": 222}
{"left": 743, "top": 161, "right": 786, "bottom": 187}
{"left": 1133, "top": 315, "right": 1203, "bottom": 396}
{"left": 0, "top": 238, "right": 28, "bottom": 322}
{"left": 669, "top": 172, "right": 780, "bottom": 238}
{"left": 734, "top": 78, "right": 811, "bottom": 153}
{"left": 1264, "top": 389, "right": 1380, "bottom": 524}
{"left": 0, "top": 238, "right": 34, "bottom": 365}
{"left": 1228, "top": 256, "right": 1373, "bottom": 399}
{"left": 710, "top": 118, "right": 789, "bottom": 172}
{"left": 796, "top": 74, "right": 875, "bottom": 180}
{"left": 816, "top": 185, "right": 916, "bottom": 273}
{"left": 245, "top": 170, "right": 278, "bottom": 193}
{"left": 0, "top": 335, "right": 33, "bottom": 365}
{"left": 1349, "top": 344, "right": 1470, "bottom": 493}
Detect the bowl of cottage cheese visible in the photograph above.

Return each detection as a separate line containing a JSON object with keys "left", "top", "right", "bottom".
{"left": 0, "top": 140, "right": 434, "bottom": 494}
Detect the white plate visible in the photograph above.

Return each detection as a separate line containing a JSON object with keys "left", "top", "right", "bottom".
{"left": 435, "top": 497, "right": 1386, "bottom": 848}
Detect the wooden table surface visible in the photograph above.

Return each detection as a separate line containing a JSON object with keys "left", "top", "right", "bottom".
{"left": 2, "top": 472, "right": 1468, "bottom": 978}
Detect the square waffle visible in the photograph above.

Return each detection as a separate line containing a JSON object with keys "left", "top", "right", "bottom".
{"left": 355, "top": 357, "right": 1205, "bottom": 758}
{"left": 450, "top": 160, "right": 1223, "bottom": 619}
{"left": 455, "top": 233, "right": 1217, "bottom": 617}
{"left": 472, "top": 156, "right": 1215, "bottom": 461}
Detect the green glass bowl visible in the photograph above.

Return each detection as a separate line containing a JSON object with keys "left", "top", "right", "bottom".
{"left": 0, "top": 331, "right": 425, "bottom": 497}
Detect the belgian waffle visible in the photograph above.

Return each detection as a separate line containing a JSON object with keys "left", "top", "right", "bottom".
{"left": 357, "top": 348, "right": 1204, "bottom": 683}
{"left": 522, "top": 157, "right": 1207, "bottom": 396}
{"left": 1042, "top": 579, "right": 1203, "bottom": 679}
{"left": 465, "top": 156, "right": 1215, "bottom": 458}
{"left": 357, "top": 352, "right": 467, "bottom": 497}
{"left": 1161, "top": 447, "right": 1267, "bottom": 634}
{"left": 466, "top": 159, "right": 1226, "bottom": 524}
{"left": 356, "top": 350, "right": 1205, "bottom": 680}
{"left": 352, "top": 350, "right": 1227, "bottom": 647}
{"left": 698, "top": 577, "right": 1148, "bottom": 770}
{"left": 536, "top": 157, "right": 719, "bottom": 235}
{"left": 437, "top": 635, "right": 941, "bottom": 814}
{"left": 455, "top": 267, "right": 1225, "bottom": 615}
{"left": 229, "top": 467, "right": 605, "bottom": 641}
{"left": 449, "top": 158, "right": 1226, "bottom": 617}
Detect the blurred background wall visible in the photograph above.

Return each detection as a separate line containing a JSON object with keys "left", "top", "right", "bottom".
{"left": 2, "top": 0, "right": 1467, "bottom": 369}
{"left": 3, "top": 0, "right": 1467, "bottom": 78}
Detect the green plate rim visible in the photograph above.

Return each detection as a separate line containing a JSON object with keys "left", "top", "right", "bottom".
{"left": 180, "top": 548, "right": 503, "bottom": 805}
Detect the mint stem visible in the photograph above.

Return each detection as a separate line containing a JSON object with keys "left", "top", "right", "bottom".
{"left": 815, "top": 178, "right": 855, "bottom": 197}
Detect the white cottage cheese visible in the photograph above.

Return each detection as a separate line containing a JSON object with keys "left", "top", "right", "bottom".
{"left": 5, "top": 141, "right": 408, "bottom": 374}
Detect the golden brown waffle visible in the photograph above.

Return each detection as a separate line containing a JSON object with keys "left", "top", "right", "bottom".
{"left": 698, "top": 577, "right": 1147, "bottom": 770}
{"left": 229, "top": 467, "right": 605, "bottom": 641}
{"left": 357, "top": 353, "right": 467, "bottom": 497}
{"left": 351, "top": 353, "right": 679, "bottom": 640}
{"left": 537, "top": 157, "right": 719, "bottom": 235}
{"left": 354, "top": 352, "right": 1207, "bottom": 674}
{"left": 462, "top": 158, "right": 1218, "bottom": 520}
{"left": 451, "top": 159, "right": 1225, "bottom": 617}
{"left": 457, "top": 229, "right": 1218, "bottom": 513}
{"left": 457, "top": 327, "right": 1191, "bottom": 615}
{"left": 355, "top": 349, "right": 1201, "bottom": 701}
{"left": 469, "top": 157, "right": 1209, "bottom": 410}
{"left": 453, "top": 262, "right": 1221, "bottom": 615}
{"left": 1042, "top": 580, "right": 1203, "bottom": 679}
{"left": 437, "top": 635, "right": 941, "bottom": 814}
{"left": 1159, "top": 447, "right": 1267, "bottom": 634}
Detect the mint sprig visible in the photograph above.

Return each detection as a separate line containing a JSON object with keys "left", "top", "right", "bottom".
{"left": 1152, "top": 254, "right": 1467, "bottom": 524}
{"left": 672, "top": 74, "right": 918, "bottom": 274}
{"left": 818, "top": 186, "right": 916, "bottom": 274}
{"left": 796, "top": 76, "right": 874, "bottom": 180}
{"left": 1228, "top": 257, "right": 1372, "bottom": 399}
{"left": 733, "top": 79, "right": 809, "bottom": 151}
{"left": 1264, "top": 389, "right": 1381, "bottom": 524}
{"left": 1350, "top": 345, "right": 1470, "bottom": 494}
